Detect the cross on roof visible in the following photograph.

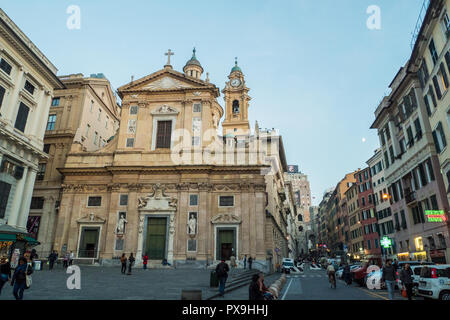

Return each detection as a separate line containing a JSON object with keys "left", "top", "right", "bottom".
{"left": 165, "top": 49, "right": 174, "bottom": 66}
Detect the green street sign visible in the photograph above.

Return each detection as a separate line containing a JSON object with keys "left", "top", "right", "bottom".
{"left": 380, "top": 236, "right": 392, "bottom": 249}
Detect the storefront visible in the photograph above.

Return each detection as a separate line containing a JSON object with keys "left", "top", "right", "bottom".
{"left": 396, "top": 252, "right": 410, "bottom": 261}
{"left": 0, "top": 224, "right": 40, "bottom": 267}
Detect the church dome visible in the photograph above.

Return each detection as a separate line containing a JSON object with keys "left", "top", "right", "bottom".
{"left": 230, "top": 58, "right": 242, "bottom": 73}
{"left": 184, "top": 48, "right": 203, "bottom": 70}
{"left": 183, "top": 48, "right": 203, "bottom": 79}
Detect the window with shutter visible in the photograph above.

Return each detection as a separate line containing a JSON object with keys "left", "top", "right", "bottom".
{"left": 437, "top": 122, "right": 447, "bottom": 149}
{"left": 156, "top": 120, "right": 172, "bottom": 148}
{"left": 429, "top": 39, "right": 439, "bottom": 65}
{"left": 0, "top": 85, "right": 5, "bottom": 109}
{"left": 14, "top": 102, "right": 29, "bottom": 132}
{"left": 423, "top": 94, "right": 432, "bottom": 116}
{"left": 414, "top": 118, "right": 422, "bottom": 141}
{"left": 24, "top": 80, "right": 35, "bottom": 95}
{"left": 439, "top": 63, "right": 449, "bottom": 90}
{"left": 445, "top": 52, "right": 450, "bottom": 74}
{"left": 0, "top": 181, "right": 11, "bottom": 218}
{"left": 433, "top": 76, "right": 442, "bottom": 99}
{"left": 429, "top": 85, "right": 437, "bottom": 107}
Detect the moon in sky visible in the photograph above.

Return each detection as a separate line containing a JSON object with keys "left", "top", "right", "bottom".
{"left": 362, "top": 138, "right": 366, "bottom": 143}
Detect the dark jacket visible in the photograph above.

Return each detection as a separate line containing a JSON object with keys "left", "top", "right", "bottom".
{"left": 215, "top": 262, "right": 229, "bottom": 278}
{"left": 400, "top": 268, "right": 413, "bottom": 284}
{"left": 343, "top": 265, "right": 351, "bottom": 274}
{"left": 0, "top": 262, "right": 11, "bottom": 279}
{"left": 249, "top": 275, "right": 264, "bottom": 300}
{"left": 381, "top": 265, "right": 396, "bottom": 282}
{"left": 48, "top": 253, "right": 57, "bottom": 262}
{"left": 11, "top": 264, "right": 32, "bottom": 285}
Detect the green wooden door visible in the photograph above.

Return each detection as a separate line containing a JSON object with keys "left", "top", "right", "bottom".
{"left": 146, "top": 218, "right": 167, "bottom": 259}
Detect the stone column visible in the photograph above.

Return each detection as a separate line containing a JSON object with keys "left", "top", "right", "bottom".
{"left": 197, "top": 185, "right": 210, "bottom": 261}
{"left": 167, "top": 212, "right": 175, "bottom": 264}
{"left": 39, "top": 195, "right": 56, "bottom": 255}
{"left": 7, "top": 165, "right": 28, "bottom": 228}
{"left": 105, "top": 188, "right": 120, "bottom": 259}
{"left": 17, "top": 168, "right": 37, "bottom": 229}
{"left": 3, "top": 67, "right": 25, "bottom": 124}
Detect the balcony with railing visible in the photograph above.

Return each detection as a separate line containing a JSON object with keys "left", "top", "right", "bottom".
{"left": 405, "top": 189, "right": 417, "bottom": 205}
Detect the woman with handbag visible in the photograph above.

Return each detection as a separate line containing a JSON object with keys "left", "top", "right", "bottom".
{"left": 11, "top": 257, "right": 33, "bottom": 300}
{"left": 400, "top": 263, "right": 414, "bottom": 300}
{"left": 0, "top": 256, "right": 11, "bottom": 295}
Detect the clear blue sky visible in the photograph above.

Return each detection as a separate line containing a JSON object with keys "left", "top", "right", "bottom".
{"left": 2, "top": 0, "right": 424, "bottom": 205}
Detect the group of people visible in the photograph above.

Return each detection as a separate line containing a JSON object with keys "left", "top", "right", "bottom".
{"left": 120, "top": 253, "right": 136, "bottom": 275}
{"left": 0, "top": 256, "right": 33, "bottom": 300}
{"left": 46, "top": 250, "right": 74, "bottom": 269}
{"left": 382, "top": 259, "right": 420, "bottom": 301}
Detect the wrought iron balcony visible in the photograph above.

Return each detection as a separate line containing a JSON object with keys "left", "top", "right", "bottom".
{"left": 405, "top": 190, "right": 417, "bottom": 205}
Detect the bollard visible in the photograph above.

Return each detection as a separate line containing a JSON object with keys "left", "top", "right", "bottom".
{"left": 181, "top": 290, "right": 202, "bottom": 300}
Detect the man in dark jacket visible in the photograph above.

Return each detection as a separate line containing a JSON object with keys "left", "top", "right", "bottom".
{"left": 343, "top": 264, "right": 351, "bottom": 285}
{"left": 48, "top": 251, "right": 57, "bottom": 270}
{"left": 381, "top": 259, "right": 397, "bottom": 300}
{"left": 248, "top": 257, "right": 253, "bottom": 270}
{"left": 400, "top": 264, "right": 414, "bottom": 300}
{"left": 215, "top": 259, "right": 229, "bottom": 297}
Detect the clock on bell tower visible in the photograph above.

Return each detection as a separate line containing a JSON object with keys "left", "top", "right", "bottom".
{"left": 222, "top": 58, "right": 251, "bottom": 137}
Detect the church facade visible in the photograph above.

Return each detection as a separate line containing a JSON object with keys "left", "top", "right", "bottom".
{"left": 53, "top": 50, "right": 292, "bottom": 271}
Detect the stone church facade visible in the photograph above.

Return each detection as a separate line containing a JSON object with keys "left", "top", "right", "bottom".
{"left": 53, "top": 50, "right": 290, "bottom": 271}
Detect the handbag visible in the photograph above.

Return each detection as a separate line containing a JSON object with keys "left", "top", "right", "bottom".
{"left": 401, "top": 287, "right": 407, "bottom": 298}
{"left": 25, "top": 266, "right": 32, "bottom": 289}
{"left": 0, "top": 273, "right": 8, "bottom": 281}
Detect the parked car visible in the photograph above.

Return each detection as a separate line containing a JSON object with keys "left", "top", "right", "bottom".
{"left": 335, "top": 267, "right": 344, "bottom": 279}
{"left": 417, "top": 265, "right": 450, "bottom": 300}
{"left": 282, "top": 258, "right": 295, "bottom": 274}
{"left": 351, "top": 258, "right": 382, "bottom": 286}
{"left": 396, "top": 262, "right": 434, "bottom": 292}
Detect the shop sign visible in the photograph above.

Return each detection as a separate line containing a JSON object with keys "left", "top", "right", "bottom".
{"left": 425, "top": 210, "right": 447, "bottom": 222}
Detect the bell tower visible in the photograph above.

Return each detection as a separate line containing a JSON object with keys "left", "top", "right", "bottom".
{"left": 222, "top": 58, "right": 251, "bottom": 136}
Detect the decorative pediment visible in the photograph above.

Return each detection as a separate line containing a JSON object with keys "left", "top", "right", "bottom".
{"left": 211, "top": 213, "right": 242, "bottom": 224}
{"left": 76, "top": 213, "right": 106, "bottom": 224}
{"left": 141, "top": 76, "right": 194, "bottom": 90}
{"left": 138, "top": 183, "right": 177, "bottom": 212}
{"left": 151, "top": 105, "right": 179, "bottom": 115}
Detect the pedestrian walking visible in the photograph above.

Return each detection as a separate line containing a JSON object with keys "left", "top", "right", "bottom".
{"left": 69, "top": 251, "right": 74, "bottom": 266}
{"left": 48, "top": 251, "right": 57, "bottom": 270}
{"left": 127, "top": 253, "right": 135, "bottom": 275}
{"left": 248, "top": 257, "right": 253, "bottom": 270}
{"left": 0, "top": 257, "right": 11, "bottom": 295}
{"left": 243, "top": 255, "right": 247, "bottom": 269}
{"left": 230, "top": 255, "right": 237, "bottom": 274}
{"left": 63, "top": 252, "right": 69, "bottom": 269}
{"left": 381, "top": 259, "right": 397, "bottom": 300}
{"left": 30, "top": 249, "right": 38, "bottom": 269}
{"left": 343, "top": 263, "right": 351, "bottom": 285}
{"left": 249, "top": 274, "right": 264, "bottom": 300}
{"left": 215, "top": 259, "right": 229, "bottom": 297}
{"left": 400, "top": 263, "right": 414, "bottom": 300}
{"left": 120, "top": 254, "right": 127, "bottom": 274}
{"left": 142, "top": 253, "right": 149, "bottom": 270}
{"left": 11, "top": 257, "right": 33, "bottom": 300}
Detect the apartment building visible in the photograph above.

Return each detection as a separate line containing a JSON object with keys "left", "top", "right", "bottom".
{"left": 0, "top": 9, "right": 64, "bottom": 234}
{"left": 30, "top": 73, "right": 121, "bottom": 256}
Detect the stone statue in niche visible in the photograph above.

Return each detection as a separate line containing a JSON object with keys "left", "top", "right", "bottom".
{"left": 188, "top": 213, "right": 197, "bottom": 235}
{"left": 116, "top": 213, "right": 127, "bottom": 235}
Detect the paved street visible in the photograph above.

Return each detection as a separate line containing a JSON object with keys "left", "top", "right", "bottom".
{"left": 279, "top": 264, "right": 422, "bottom": 300}
{"left": 0, "top": 265, "right": 219, "bottom": 300}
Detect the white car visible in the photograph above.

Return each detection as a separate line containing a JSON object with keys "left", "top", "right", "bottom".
{"left": 281, "top": 258, "right": 295, "bottom": 274}
{"left": 417, "top": 265, "right": 450, "bottom": 300}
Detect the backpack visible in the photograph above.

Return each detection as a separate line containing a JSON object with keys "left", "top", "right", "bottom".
{"left": 216, "top": 263, "right": 227, "bottom": 277}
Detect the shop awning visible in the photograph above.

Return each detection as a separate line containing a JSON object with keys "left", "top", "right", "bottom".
{"left": 0, "top": 225, "right": 40, "bottom": 246}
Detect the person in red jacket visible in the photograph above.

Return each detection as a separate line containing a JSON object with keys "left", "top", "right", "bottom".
{"left": 142, "top": 253, "right": 149, "bottom": 270}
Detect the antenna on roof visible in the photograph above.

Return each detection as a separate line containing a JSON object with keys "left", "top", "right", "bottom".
{"left": 131, "top": 75, "right": 134, "bottom": 83}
